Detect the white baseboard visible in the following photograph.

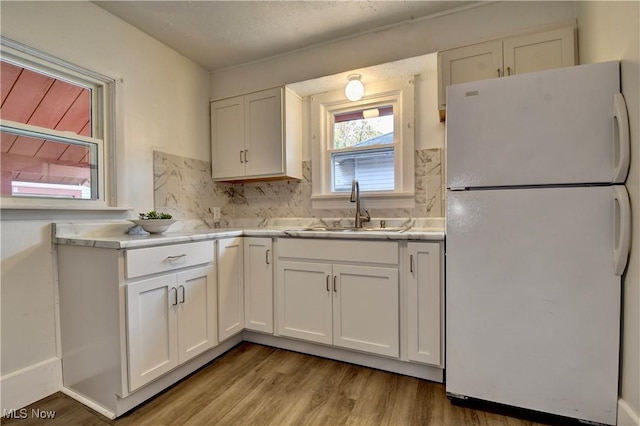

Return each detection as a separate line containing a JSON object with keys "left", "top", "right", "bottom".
{"left": 0, "top": 358, "right": 62, "bottom": 414}
{"left": 618, "top": 399, "right": 640, "bottom": 426}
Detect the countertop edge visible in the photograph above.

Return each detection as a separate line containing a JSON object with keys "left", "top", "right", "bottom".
{"left": 54, "top": 227, "right": 444, "bottom": 249}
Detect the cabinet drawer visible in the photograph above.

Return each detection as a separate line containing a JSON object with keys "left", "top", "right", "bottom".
{"left": 278, "top": 238, "right": 398, "bottom": 265}
{"left": 126, "top": 241, "right": 214, "bottom": 279}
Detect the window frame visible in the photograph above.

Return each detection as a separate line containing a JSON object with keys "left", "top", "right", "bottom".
{"left": 311, "top": 76, "right": 415, "bottom": 209}
{"left": 0, "top": 37, "right": 117, "bottom": 209}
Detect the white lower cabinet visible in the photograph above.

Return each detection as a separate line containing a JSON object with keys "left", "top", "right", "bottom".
{"left": 126, "top": 265, "right": 217, "bottom": 391}
{"left": 276, "top": 239, "right": 400, "bottom": 358}
{"left": 217, "top": 237, "right": 245, "bottom": 341}
{"left": 244, "top": 237, "right": 274, "bottom": 333}
{"left": 332, "top": 264, "right": 399, "bottom": 357}
{"left": 57, "top": 240, "right": 222, "bottom": 417}
{"left": 277, "top": 261, "right": 333, "bottom": 344}
{"left": 406, "top": 242, "right": 443, "bottom": 366}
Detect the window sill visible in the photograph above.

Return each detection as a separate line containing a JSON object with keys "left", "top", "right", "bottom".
{"left": 0, "top": 201, "right": 131, "bottom": 212}
{"left": 0, "top": 202, "right": 132, "bottom": 220}
{"left": 311, "top": 192, "right": 415, "bottom": 210}
{"left": 1, "top": 205, "right": 132, "bottom": 211}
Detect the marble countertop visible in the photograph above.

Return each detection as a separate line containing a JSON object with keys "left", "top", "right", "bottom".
{"left": 53, "top": 219, "right": 445, "bottom": 250}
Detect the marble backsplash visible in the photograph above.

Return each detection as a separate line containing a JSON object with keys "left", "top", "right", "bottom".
{"left": 154, "top": 149, "right": 443, "bottom": 227}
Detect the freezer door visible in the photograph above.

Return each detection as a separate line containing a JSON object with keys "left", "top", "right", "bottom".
{"left": 445, "top": 186, "right": 621, "bottom": 425}
{"left": 446, "top": 61, "right": 624, "bottom": 188}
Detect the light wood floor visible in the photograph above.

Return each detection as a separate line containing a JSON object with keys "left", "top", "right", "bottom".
{"left": 3, "top": 343, "right": 579, "bottom": 426}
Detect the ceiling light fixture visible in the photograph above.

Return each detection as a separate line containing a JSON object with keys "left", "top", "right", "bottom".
{"left": 345, "top": 74, "right": 364, "bottom": 101}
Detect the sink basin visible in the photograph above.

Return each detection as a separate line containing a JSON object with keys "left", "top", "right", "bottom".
{"left": 290, "top": 226, "right": 406, "bottom": 233}
{"left": 346, "top": 227, "right": 406, "bottom": 232}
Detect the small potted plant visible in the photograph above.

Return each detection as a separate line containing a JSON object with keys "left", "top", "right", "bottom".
{"left": 131, "top": 210, "right": 177, "bottom": 234}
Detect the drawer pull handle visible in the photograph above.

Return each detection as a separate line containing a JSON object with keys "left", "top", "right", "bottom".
{"left": 326, "top": 275, "right": 330, "bottom": 292}
{"left": 167, "top": 254, "right": 187, "bottom": 260}
{"left": 170, "top": 287, "right": 178, "bottom": 306}
{"left": 410, "top": 254, "right": 414, "bottom": 273}
{"left": 266, "top": 249, "right": 270, "bottom": 265}
{"left": 333, "top": 275, "right": 337, "bottom": 293}
{"left": 178, "top": 285, "right": 185, "bottom": 304}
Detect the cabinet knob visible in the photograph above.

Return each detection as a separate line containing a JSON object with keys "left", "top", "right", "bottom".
{"left": 497, "top": 68, "right": 502, "bottom": 77}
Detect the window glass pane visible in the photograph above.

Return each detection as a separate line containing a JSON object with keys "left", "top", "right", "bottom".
{"left": 332, "top": 148, "right": 394, "bottom": 192}
{"left": 0, "top": 60, "right": 92, "bottom": 136}
{"left": 333, "top": 106, "right": 393, "bottom": 149}
{"left": 1, "top": 129, "right": 96, "bottom": 199}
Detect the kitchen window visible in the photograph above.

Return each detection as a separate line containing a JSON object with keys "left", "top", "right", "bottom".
{"left": 332, "top": 105, "right": 395, "bottom": 192}
{"left": 0, "top": 37, "right": 116, "bottom": 208}
{"left": 311, "top": 77, "right": 414, "bottom": 208}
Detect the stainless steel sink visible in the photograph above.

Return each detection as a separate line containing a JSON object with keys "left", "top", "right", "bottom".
{"left": 291, "top": 226, "right": 406, "bottom": 233}
{"left": 346, "top": 227, "right": 406, "bottom": 232}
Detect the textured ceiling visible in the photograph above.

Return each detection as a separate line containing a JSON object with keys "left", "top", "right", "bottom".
{"left": 93, "top": 1, "right": 472, "bottom": 71}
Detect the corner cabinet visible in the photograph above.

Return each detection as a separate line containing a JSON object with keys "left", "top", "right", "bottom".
{"left": 406, "top": 242, "right": 443, "bottom": 366}
{"left": 217, "top": 237, "right": 245, "bottom": 341}
{"left": 438, "top": 26, "right": 576, "bottom": 119}
{"left": 244, "top": 237, "right": 274, "bottom": 333}
{"left": 210, "top": 87, "right": 302, "bottom": 182}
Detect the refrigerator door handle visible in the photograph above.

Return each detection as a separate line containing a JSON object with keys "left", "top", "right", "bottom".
{"left": 613, "top": 93, "right": 630, "bottom": 183}
{"left": 613, "top": 185, "right": 631, "bottom": 276}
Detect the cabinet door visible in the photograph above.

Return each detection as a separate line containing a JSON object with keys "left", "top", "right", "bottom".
{"left": 276, "top": 261, "right": 333, "bottom": 345}
{"left": 503, "top": 27, "right": 575, "bottom": 76}
{"left": 244, "top": 88, "right": 283, "bottom": 177}
{"left": 438, "top": 40, "right": 503, "bottom": 109}
{"left": 333, "top": 265, "right": 399, "bottom": 357}
{"left": 211, "top": 96, "right": 245, "bottom": 179}
{"left": 407, "top": 242, "right": 442, "bottom": 366}
{"left": 244, "top": 237, "right": 273, "bottom": 333}
{"left": 176, "top": 265, "right": 217, "bottom": 363}
{"left": 126, "top": 275, "right": 178, "bottom": 391}
{"left": 217, "top": 237, "right": 245, "bottom": 341}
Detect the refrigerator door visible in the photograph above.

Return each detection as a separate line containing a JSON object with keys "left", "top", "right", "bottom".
{"left": 446, "top": 61, "right": 625, "bottom": 188}
{"left": 445, "top": 186, "right": 621, "bottom": 425}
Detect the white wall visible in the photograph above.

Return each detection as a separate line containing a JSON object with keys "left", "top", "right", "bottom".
{"left": 577, "top": 3, "right": 640, "bottom": 425}
{"left": 211, "top": 1, "right": 576, "bottom": 158}
{"left": 210, "top": 1, "right": 576, "bottom": 100}
{"left": 0, "top": 1, "right": 210, "bottom": 411}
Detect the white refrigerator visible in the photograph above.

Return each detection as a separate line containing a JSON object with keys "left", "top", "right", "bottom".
{"left": 445, "top": 61, "right": 631, "bottom": 425}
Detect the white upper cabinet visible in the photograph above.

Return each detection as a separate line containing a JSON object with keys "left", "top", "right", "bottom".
{"left": 211, "top": 87, "right": 302, "bottom": 182}
{"left": 438, "top": 26, "right": 576, "bottom": 119}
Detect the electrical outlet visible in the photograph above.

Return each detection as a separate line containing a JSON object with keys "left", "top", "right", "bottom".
{"left": 212, "top": 207, "right": 221, "bottom": 219}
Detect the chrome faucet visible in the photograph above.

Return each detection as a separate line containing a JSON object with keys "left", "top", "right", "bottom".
{"left": 350, "top": 179, "right": 371, "bottom": 228}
